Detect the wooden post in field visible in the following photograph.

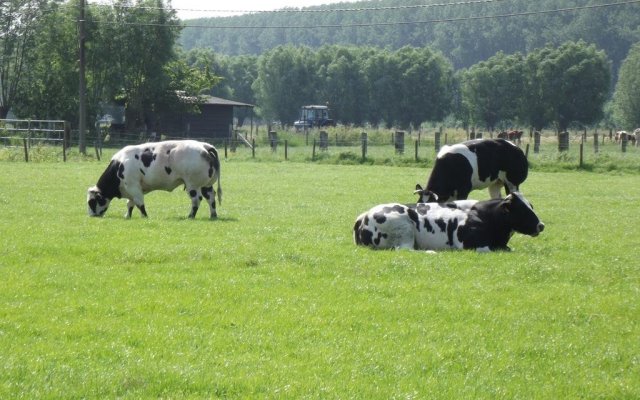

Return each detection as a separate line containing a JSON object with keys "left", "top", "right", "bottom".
{"left": 312, "top": 139, "right": 316, "bottom": 160}
{"left": 534, "top": 131, "right": 541, "bottom": 153}
{"left": 395, "top": 131, "right": 405, "bottom": 155}
{"left": 94, "top": 141, "right": 101, "bottom": 161}
{"left": 23, "top": 138, "right": 28, "bottom": 162}
{"left": 269, "top": 131, "right": 277, "bottom": 152}
{"left": 558, "top": 131, "right": 569, "bottom": 152}
{"left": 621, "top": 133, "right": 628, "bottom": 153}
{"left": 319, "top": 131, "right": 328, "bottom": 151}
{"left": 579, "top": 143, "right": 584, "bottom": 168}
{"left": 224, "top": 140, "right": 228, "bottom": 159}
{"left": 252, "top": 139, "right": 256, "bottom": 158}
{"left": 415, "top": 140, "right": 419, "bottom": 161}
{"left": 285, "top": 139, "right": 288, "bottom": 160}
{"left": 361, "top": 132, "right": 367, "bottom": 161}
{"left": 594, "top": 133, "right": 599, "bottom": 153}
{"left": 525, "top": 143, "right": 530, "bottom": 158}
{"left": 435, "top": 130, "right": 441, "bottom": 153}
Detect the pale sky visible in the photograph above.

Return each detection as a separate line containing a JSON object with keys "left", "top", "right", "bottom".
{"left": 169, "top": 0, "right": 359, "bottom": 20}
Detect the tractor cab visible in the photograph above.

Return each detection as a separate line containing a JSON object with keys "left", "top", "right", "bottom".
{"left": 294, "top": 105, "right": 335, "bottom": 131}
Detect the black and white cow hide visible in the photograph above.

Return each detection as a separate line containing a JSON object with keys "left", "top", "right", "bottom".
{"left": 353, "top": 192, "right": 544, "bottom": 252}
{"left": 415, "top": 138, "right": 528, "bottom": 203}
{"left": 87, "top": 140, "right": 222, "bottom": 219}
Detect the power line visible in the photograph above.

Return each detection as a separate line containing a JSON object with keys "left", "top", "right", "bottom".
{"left": 85, "top": 0, "right": 640, "bottom": 30}
{"left": 86, "top": 0, "right": 514, "bottom": 15}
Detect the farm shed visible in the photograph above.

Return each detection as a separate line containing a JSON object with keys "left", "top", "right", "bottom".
{"left": 174, "top": 95, "right": 254, "bottom": 141}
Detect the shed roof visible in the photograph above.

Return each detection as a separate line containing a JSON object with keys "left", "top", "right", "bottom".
{"left": 201, "top": 95, "right": 254, "bottom": 108}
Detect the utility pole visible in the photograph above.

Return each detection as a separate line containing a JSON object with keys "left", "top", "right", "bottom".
{"left": 78, "top": 0, "right": 87, "bottom": 154}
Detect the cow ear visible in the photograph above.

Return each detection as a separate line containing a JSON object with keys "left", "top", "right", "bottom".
{"left": 415, "top": 184, "right": 423, "bottom": 191}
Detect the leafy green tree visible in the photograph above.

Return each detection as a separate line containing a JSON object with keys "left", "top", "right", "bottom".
{"left": 527, "top": 41, "right": 610, "bottom": 132}
{"left": 11, "top": 1, "right": 77, "bottom": 121}
{"left": 613, "top": 42, "right": 640, "bottom": 129}
{"left": 252, "top": 45, "right": 317, "bottom": 124}
{"left": 460, "top": 52, "right": 525, "bottom": 131}
{"left": 315, "top": 46, "right": 371, "bottom": 125}
{"left": 363, "top": 49, "right": 401, "bottom": 127}
{"left": 0, "top": 0, "right": 48, "bottom": 118}
{"left": 395, "top": 46, "right": 455, "bottom": 128}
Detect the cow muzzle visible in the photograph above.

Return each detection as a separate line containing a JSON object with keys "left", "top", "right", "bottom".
{"left": 532, "top": 222, "right": 545, "bottom": 237}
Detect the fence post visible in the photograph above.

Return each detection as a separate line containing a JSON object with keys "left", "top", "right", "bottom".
{"left": 579, "top": 143, "right": 584, "bottom": 168}
{"left": 534, "top": 131, "right": 541, "bottom": 153}
{"left": 94, "top": 141, "right": 101, "bottom": 161}
{"left": 621, "top": 133, "right": 628, "bottom": 153}
{"left": 525, "top": 143, "right": 530, "bottom": 158}
{"left": 252, "top": 139, "right": 256, "bottom": 158}
{"left": 285, "top": 139, "right": 288, "bottom": 160}
{"left": 415, "top": 139, "right": 419, "bottom": 161}
{"left": 558, "top": 131, "right": 569, "bottom": 152}
{"left": 395, "top": 131, "right": 405, "bottom": 155}
{"left": 361, "top": 132, "right": 367, "bottom": 161}
{"left": 312, "top": 139, "right": 316, "bottom": 160}
{"left": 23, "top": 138, "right": 28, "bottom": 162}
{"left": 434, "top": 130, "right": 441, "bottom": 153}
{"left": 269, "top": 131, "right": 277, "bottom": 152}
{"left": 319, "top": 131, "right": 328, "bottom": 151}
{"left": 594, "top": 133, "right": 599, "bottom": 153}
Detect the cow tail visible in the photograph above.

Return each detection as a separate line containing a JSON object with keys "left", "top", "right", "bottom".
{"left": 207, "top": 146, "right": 222, "bottom": 206}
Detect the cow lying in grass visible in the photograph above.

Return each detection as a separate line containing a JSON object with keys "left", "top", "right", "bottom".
{"left": 353, "top": 192, "right": 544, "bottom": 252}
{"left": 87, "top": 140, "right": 222, "bottom": 219}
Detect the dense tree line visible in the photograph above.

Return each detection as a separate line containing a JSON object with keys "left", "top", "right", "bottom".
{"left": 1, "top": 0, "right": 638, "bottom": 136}
{"left": 204, "top": 41, "right": 610, "bottom": 132}
{"left": 179, "top": 0, "right": 640, "bottom": 73}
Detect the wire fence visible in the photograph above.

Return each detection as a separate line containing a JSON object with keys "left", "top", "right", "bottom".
{"left": 1, "top": 120, "right": 639, "bottom": 172}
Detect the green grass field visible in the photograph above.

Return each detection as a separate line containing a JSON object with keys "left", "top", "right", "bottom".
{"left": 1, "top": 159, "right": 639, "bottom": 398}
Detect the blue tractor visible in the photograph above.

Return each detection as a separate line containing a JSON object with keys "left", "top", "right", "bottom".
{"left": 294, "top": 105, "right": 335, "bottom": 131}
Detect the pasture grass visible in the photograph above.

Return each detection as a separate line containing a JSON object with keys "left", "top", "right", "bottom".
{"left": 1, "top": 160, "right": 639, "bottom": 398}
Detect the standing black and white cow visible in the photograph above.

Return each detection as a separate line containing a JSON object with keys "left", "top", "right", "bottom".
{"left": 415, "top": 138, "right": 528, "bottom": 203}
{"left": 353, "top": 192, "right": 544, "bottom": 252}
{"left": 87, "top": 140, "right": 222, "bottom": 219}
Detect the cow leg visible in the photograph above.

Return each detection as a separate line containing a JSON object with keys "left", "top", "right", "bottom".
{"left": 504, "top": 181, "right": 518, "bottom": 196}
{"left": 126, "top": 191, "right": 147, "bottom": 218}
{"left": 187, "top": 188, "right": 201, "bottom": 219}
{"left": 201, "top": 186, "right": 217, "bottom": 219}
{"left": 125, "top": 200, "right": 135, "bottom": 219}
{"left": 488, "top": 182, "right": 502, "bottom": 199}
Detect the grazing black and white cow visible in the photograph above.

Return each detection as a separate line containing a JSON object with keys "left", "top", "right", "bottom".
{"left": 87, "top": 140, "right": 222, "bottom": 219}
{"left": 353, "top": 192, "right": 544, "bottom": 252}
{"left": 415, "top": 138, "right": 528, "bottom": 203}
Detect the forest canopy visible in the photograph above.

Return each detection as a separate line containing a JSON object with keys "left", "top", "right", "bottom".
{"left": 178, "top": 0, "right": 640, "bottom": 72}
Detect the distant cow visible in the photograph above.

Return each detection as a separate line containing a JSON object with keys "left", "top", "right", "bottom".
{"left": 415, "top": 138, "right": 528, "bottom": 203}
{"left": 353, "top": 192, "right": 544, "bottom": 252}
{"left": 497, "top": 130, "right": 524, "bottom": 143}
{"left": 87, "top": 140, "right": 222, "bottom": 219}
{"left": 615, "top": 130, "right": 636, "bottom": 145}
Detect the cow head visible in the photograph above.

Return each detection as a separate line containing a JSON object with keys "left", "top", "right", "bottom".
{"left": 502, "top": 192, "right": 544, "bottom": 236}
{"left": 414, "top": 184, "right": 439, "bottom": 203}
{"left": 87, "top": 186, "right": 111, "bottom": 217}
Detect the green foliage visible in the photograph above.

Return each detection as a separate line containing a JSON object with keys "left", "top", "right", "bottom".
{"left": 252, "top": 45, "right": 454, "bottom": 128}
{"left": 460, "top": 42, "right": 610, "bottom": 132}
{"left": 178, "top": 0, "right": 640, "bottom": 72}
{"left": 613, "top": 42, "right": 640, "bottom": 129}
{"left": 1, "top": 161, "right": 639, "bottom": 398}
